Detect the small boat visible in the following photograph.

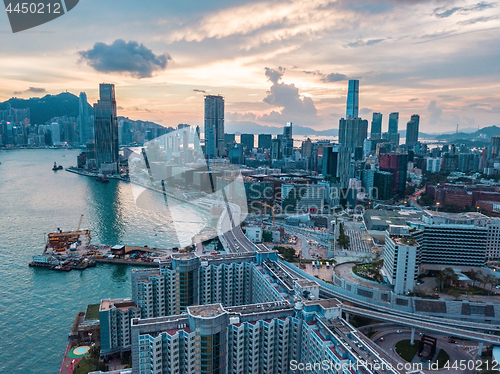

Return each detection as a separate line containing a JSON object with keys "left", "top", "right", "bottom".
{"left": 52, "top": 162, "right": 63, "bottom": 171}
{"left": 96, "top": 174, "right": 109, "bottom": 183}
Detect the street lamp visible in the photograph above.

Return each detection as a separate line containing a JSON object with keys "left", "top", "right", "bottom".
{"left": 436, "top": 202, "right": 440, "bottom": 212}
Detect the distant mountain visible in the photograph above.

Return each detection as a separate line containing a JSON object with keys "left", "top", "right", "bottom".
{"left": 434, "top": 125, "right": 500, "bottom": 142}
{"left": 0, "top": 92, "right": 93, "bottom": 125}
{"left": 118, "top": 116, "right": 167, "bottom": 130}
{"left": 225, "top": 120, "right": 338, "bottom": 137}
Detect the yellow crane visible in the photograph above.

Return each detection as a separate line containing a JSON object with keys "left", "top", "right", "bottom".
{"left": 76, "top": 214, "right": 84, "bottom": 231}
{"left": 257, "top": 202, "right": 277, "bottom": 226}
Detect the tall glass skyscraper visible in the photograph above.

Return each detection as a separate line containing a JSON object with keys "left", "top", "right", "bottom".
{"left": 204, "top": 95, "right": 225, "bottom": 158}
{"left": 282, "top": 122, "right": 293, "bottom": 157}
{"left": 94, "top": 83, "right": 119, "bottom": 173}
{"left": 388, "top": 112, "right": 399, "bottom": 134}
{"left": 406, "top": 114, "right": 420, "bottom": 149}
{"left": 78, "top": 92, "right": 92, "bottom": 145}
{"left": 346, "top": 79, "right": 359, "bottom": 118}
{"left": 371, "top": 112, "right": 382, "bottom": 139}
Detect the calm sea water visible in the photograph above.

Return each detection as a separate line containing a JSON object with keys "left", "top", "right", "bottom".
{"left": 0, "top": 149, "right": 207, "bottom": 374}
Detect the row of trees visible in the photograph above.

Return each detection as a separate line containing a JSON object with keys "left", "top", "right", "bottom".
{"left": 337, "top": 222, "right": 350, "bottom": 249}
{"left": 436, "top": 267, "right": 498, "bottom": 293}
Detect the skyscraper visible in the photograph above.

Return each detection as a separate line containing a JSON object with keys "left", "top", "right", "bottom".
{"left": 490, "top": 136, "right": 500, "bottom": 158}
{"left": 204, "top": 95, "right": 225, "bottom": 158}
{"left": 339, "top": 117, "right": 368, "bottom": 150}
{"left": 388, "top": 112, "right": 399, "bottom": 134}
{"left": 385, "top": 112, "right": 400, "bottom": 146}
{"left": 258, "top": 134, "right": 272, "bottom": 149}
{"left": 94, "top": 83, "right": 119, "bottom": 173}
{"left": 322, "top": 145, "right": 350, "bottom": 188}
{"left": 78, "top": 92, "right": 92, "bottom": 145}
{"left": 282, "top": 122, "right": 293, "bottom": 157}
{"left": 379, "top": 153, "right": 408, "bottom": 196}
{"left": 240, "top": 133, "right": 254, "bottom": 150}
{"left": 371, "top": 112, "right": 382, "bottom": 139}
{"left": 346, "top": 80, "right": 359, "bottom": 118}
{"left": 405, "top": 114, "right": 420, "bottom": 149}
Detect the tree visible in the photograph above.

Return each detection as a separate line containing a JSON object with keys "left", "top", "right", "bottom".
{"left": 443, "top": 267, "right": 458, "bottom": 286}
{"left": 337, "top": 222, "right": 350, "bottom": 250}
{"left": 468, "top": 268, "right": 480, "bottom": 288}
{"left": 483, "top": 274, "right": 497, "bottom": 293}
{"left": 437, "top": 268, "right": 458, "bottom": 290}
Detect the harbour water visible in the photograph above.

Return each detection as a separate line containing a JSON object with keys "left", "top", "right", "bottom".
{"left": 0, "top": 149, "right": 208, "bottom": 373}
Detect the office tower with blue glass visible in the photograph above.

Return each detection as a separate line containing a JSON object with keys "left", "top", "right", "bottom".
{"left": 346, "top": 80, "right": 359, "bottom": 118}
{"left": 204, "top": 95, "right": 225, "bottom": 158}
{"left": 405, "top": 114, "right": 420, "bottom": 149}
{"left": 94, "top": 83, "right": 119, "bottom": 173}
{"left": 78, "top": 92, "right": 93, "bottom": 145}
{"left": 370, "top": 112, "right": 382, "bottom": 139}
{"left": 383, "top": 112, "right": 400, "bottom": 146}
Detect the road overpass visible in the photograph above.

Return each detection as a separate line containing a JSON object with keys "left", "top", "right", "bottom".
{"left": 341, "top": 304, "right": 500, "bottom": 351}
{"left": 280, "top": 260, "right": 500, "bottom": 333}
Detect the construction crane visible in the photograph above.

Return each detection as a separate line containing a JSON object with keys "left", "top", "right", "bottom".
{"left": 257, "top": 201, "right": 277, "bottom": 226}
{"left": 76, "top": 214, "right": 84, "bottom": 231}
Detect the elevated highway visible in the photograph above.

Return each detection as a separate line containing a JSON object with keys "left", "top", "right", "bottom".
{"left": 217, "top": 210, "right": 500, "bottom": 340}
{"left": 281, "top": 260, "right": 500, "bottom": 333}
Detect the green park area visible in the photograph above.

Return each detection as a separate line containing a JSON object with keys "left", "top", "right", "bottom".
{"left": 395, "top": 340, "right": 419, "bottom": 362}
{"left": 352, "top": 259, "right": 384, "bottom": 283}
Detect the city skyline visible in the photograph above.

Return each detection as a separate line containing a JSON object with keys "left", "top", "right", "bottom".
{"left": 0, "top": 0, "right": 499, "bottom": 133}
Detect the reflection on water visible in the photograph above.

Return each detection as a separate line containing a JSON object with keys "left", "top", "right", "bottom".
{"left": 85, "top": 178, "right": 126, "bottom": 245}
{"left": 112, "top": 265, "right": 129, "bottom": 283}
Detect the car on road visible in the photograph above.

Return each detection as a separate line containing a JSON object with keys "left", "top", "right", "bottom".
{"left": 419, "top": 332, "right": 424, "bottom": 336}
{"left": 448, "top": 339, "right": 457, "bottom": 344}
{"left": 379, "top": 337, "right": 385, "bottom": 342}
{"left": 396, "top": 330, "right": 402, "bottom": 334}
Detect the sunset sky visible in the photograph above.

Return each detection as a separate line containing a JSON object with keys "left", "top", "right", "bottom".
{"left": 1, "top": 0, "right": 499, "bottom": 133}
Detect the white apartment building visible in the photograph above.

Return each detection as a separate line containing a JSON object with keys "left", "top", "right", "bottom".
{"left": 382, "top": 225, "right": 419, "bottom": 295}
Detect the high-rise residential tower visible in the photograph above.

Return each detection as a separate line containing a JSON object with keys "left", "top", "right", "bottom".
{"left": 258, "top": 134, "right": 272, "bottom": 149}
{"left": 94, "top": 83, "right": 119, "bottom": 173}
{"left": 371, "top": 112, "right": 382, "bottom": 139}
{"left": 384, "top": 112, "right": 400, "bottom": 146}
{"left": 346, "top": 80, "right": 359, "bottom": 118}
{"left": 240, "top": 133, "right": 254, "bottom": 150}
{"left": 388, "top": 112, "right": 399, "bottom": 134}
{"left": 405, "top": 114, "right": 420, "bottom": 149}
{"left": 78, "top": 92, "right": 92, "bottom": 145}
{"left": 204, "top": 95, "right": 225, "bottom": 158}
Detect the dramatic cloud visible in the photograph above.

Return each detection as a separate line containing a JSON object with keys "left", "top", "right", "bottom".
{"left": 79, "top": 39, "right": 171, "bottom": 78}
{"left": 192, "top": 89, "right": 207, "bottom": 93}
{"left": 304, "top": 70, "right": 348, "bottom": 82}
{"left": 13, "top": 87, "right": 46, "bottom": 95}
{"left": 346, "top": 39, "right": 385, "bottom": 48}
{"left": 261, "top": 67, "right": 317, "bottom": 124}
{"left": 427, "top": 100, "right": 443, "bottom": 125}
{"left": 433, "top": 1, "right": 497, "bottom": 18}
{"left": 265, "top": 67, "right": 285, "bottom": 84}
